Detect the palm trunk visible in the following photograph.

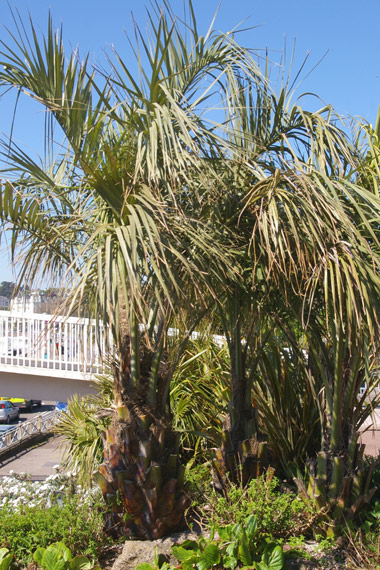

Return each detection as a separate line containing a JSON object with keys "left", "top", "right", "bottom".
{"left": 95, "top": 403, "right": 188, "bottom": 539}
{"left": 95, "top": 319, "right": 189, "bottom": 539}
{"left": 214, "top": 286, "right": 265, "bottom": 487}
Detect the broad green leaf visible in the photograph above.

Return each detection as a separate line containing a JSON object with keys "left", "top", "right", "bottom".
{"left": 177, "top": 539, "right": 198, "bottom": 550}
{"left": 245, "top": 515, "right": 257, "bottom": 539}
{"left": 225, "top": 542, "right": 238, "bottom": 558}
{"left": 171, "top": 546, "right": 198, "bottom": 564}
{"left": 217, "top": 526, "right": 232, "bottom": 540}
{"left": 69, "top": 556, "right": 93, "bottom": 570}
{"left": 0, "top": 551, "right": 13, "bottom": 570}
{"left": 53, "top": 543, "right": 72, "bottom": 562}
{"left": 238, "top": 530, "right": 253, "bottom": 567}
{"left": 42, "top": 547, "right": 67, "bottom": 570}
{"left": 223, "top": 555, "right": 238, "bottom": 570}
{"left": 267, "top": 546, "right": 284, "bottom": 570}
{"left": 255, "top": 563, "right": 269, "bottom": 570}
{"left": 231, "top": 523, "right": 243, "bottom": 539}
{"left": 33, "top": 547, "right": 46, "bottom": 565}
{"left": 196, "top": 559, "right": 211, "bottom": 570}
{"left": 201, "top": 543, "right": 220, "bottom": 567}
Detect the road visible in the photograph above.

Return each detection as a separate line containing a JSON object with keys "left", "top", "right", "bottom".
{"left": 18, "top": 401, "right": 56, "bottom": 422}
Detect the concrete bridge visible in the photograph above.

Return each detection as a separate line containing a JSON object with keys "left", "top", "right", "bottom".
{"left": 0, "top": 310, "right": 106, "bottom": 401}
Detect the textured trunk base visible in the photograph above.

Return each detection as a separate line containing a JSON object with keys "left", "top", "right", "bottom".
{"left": 95, "top": 411, "right": 190, "bottom": 539}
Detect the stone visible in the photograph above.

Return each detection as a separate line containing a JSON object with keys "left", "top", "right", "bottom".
{"left": 111, "top": 530, "right": 200, "bottom": 570}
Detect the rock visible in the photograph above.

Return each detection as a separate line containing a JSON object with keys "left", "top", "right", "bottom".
{"left": 111, "top": 530, "right": 199, "bottom": 570}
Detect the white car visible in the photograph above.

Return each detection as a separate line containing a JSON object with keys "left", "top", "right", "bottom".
{"left": 0, "top": 400, "right": 20, "bottom": 424}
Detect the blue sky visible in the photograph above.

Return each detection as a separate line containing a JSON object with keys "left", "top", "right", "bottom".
{"left": 1, "top": 0, "right": 380, "bottom": 284}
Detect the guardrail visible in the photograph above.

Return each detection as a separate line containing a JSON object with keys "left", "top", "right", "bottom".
{"left": 0, "top": 411, "right": 60, "bottom": 454}
{"left": 0, "top": 310, "right": 106, "bottom": 377}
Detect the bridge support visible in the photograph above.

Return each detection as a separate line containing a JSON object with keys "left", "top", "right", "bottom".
{"left": 0, "top": 369, "right": 98, "bottom": 402}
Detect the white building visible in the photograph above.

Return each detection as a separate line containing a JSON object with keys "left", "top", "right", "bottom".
{"left": 10, "top": 292, "right": 41, "bottom": 313}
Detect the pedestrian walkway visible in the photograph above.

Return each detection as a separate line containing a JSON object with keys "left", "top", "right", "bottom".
{"left": 360, "top": 428, "right": 380, "bottom": 456}
{"left": 0, "top": 425, "right": 379, "bottom": 482}
{"left": 358, "top": 406, "right": 380, "bottom": 457}
{"left": 0, "top": 436, "right": 64, "bottom": 480}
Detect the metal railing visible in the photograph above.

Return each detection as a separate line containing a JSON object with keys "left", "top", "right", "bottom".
{"left": 0, "top": 310, "right": 105, "bottom": 377}
{"left": 0, "top": 411, "right": 60, "bottom": 454}
{"left": 0, "top": 309, "right": 226, "bottom": 381}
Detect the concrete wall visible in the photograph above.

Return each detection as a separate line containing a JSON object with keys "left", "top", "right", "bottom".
{"left": 0, "top": 370, "right": 98, "bottom": 401}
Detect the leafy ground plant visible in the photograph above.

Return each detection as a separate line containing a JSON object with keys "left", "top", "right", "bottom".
{"left": 198, "top": 470, "right": 316, "bottom": 539}
{"left": 136, "top": 515, "right": 284, "bottom": 570}
{"left": 33, "top": 542, "right": 100, "bottom": 570}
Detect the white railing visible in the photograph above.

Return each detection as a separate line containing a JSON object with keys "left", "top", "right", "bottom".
{"left": 0, "top": 411, "right": 60, "bottom": 454}
{"left": 0, "top": 310, "right": 105, "bottom": 377}
{"left": 0, "top": 310, "right": 227, "bottom": 381}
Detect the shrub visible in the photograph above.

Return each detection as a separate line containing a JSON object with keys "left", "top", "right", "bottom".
{"left": 199, "top": 470, "right": 316, "bottom": 539}
{"left": 0, "top": 495, "right": 111, "bottom": 568}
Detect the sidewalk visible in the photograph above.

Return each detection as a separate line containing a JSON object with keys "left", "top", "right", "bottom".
{"left": 359, "top": 406, "right": 380, "bottom": 457}
{"left": 0, "top": 436, "right": 64, "bottom": 480}
{"left": 360, "top": 428, "right": 380, "bottom": 456}
{"left": 0, "top": 423, "right": 379, "bottom": 482}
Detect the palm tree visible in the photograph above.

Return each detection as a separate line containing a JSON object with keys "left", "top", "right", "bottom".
{"left": 207, "top": 63, "right": 380, "bottom": 494}
{"left": 3, "top": 1, "right": 380, "bottom": 537}
{"left": 0, "top": 2, "right": 266, "bottom": 538}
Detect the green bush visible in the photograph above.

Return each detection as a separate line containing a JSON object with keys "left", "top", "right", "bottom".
{"left": 136, "top": 515, "right": 284, "bottom": 570}
{"left": 200, "top": 471, "right": 315, "bottom": 539}
{"left": 0, "top": 495, "right": 111, "bottom": 568}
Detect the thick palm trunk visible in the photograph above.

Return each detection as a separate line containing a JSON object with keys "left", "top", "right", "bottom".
{"left": 95, "top": 328, "right": 189, "bottom": 539}
{"left": 95, "top": 404, "right": 189, "bottom": 539}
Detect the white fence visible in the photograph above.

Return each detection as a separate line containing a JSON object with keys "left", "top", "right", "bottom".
{"left": 0, "top": 411, "right": 60, "bottom": 454}
{"left": 0, "top": 310, "right": 227, "bottom": 382}
{"left": 0, "top": 311, "right": 105, "bottom": 377}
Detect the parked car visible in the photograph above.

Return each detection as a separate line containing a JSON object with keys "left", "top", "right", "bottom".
{"left": 0, "top": 400, "right": 20, "bottom": 424}
{"left": 0, "top": 397, "right": 42, "bottom": 409}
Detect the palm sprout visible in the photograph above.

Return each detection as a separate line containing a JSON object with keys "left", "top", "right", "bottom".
{"left": 54, "top": 376, "right": 114, "bottom": 488}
